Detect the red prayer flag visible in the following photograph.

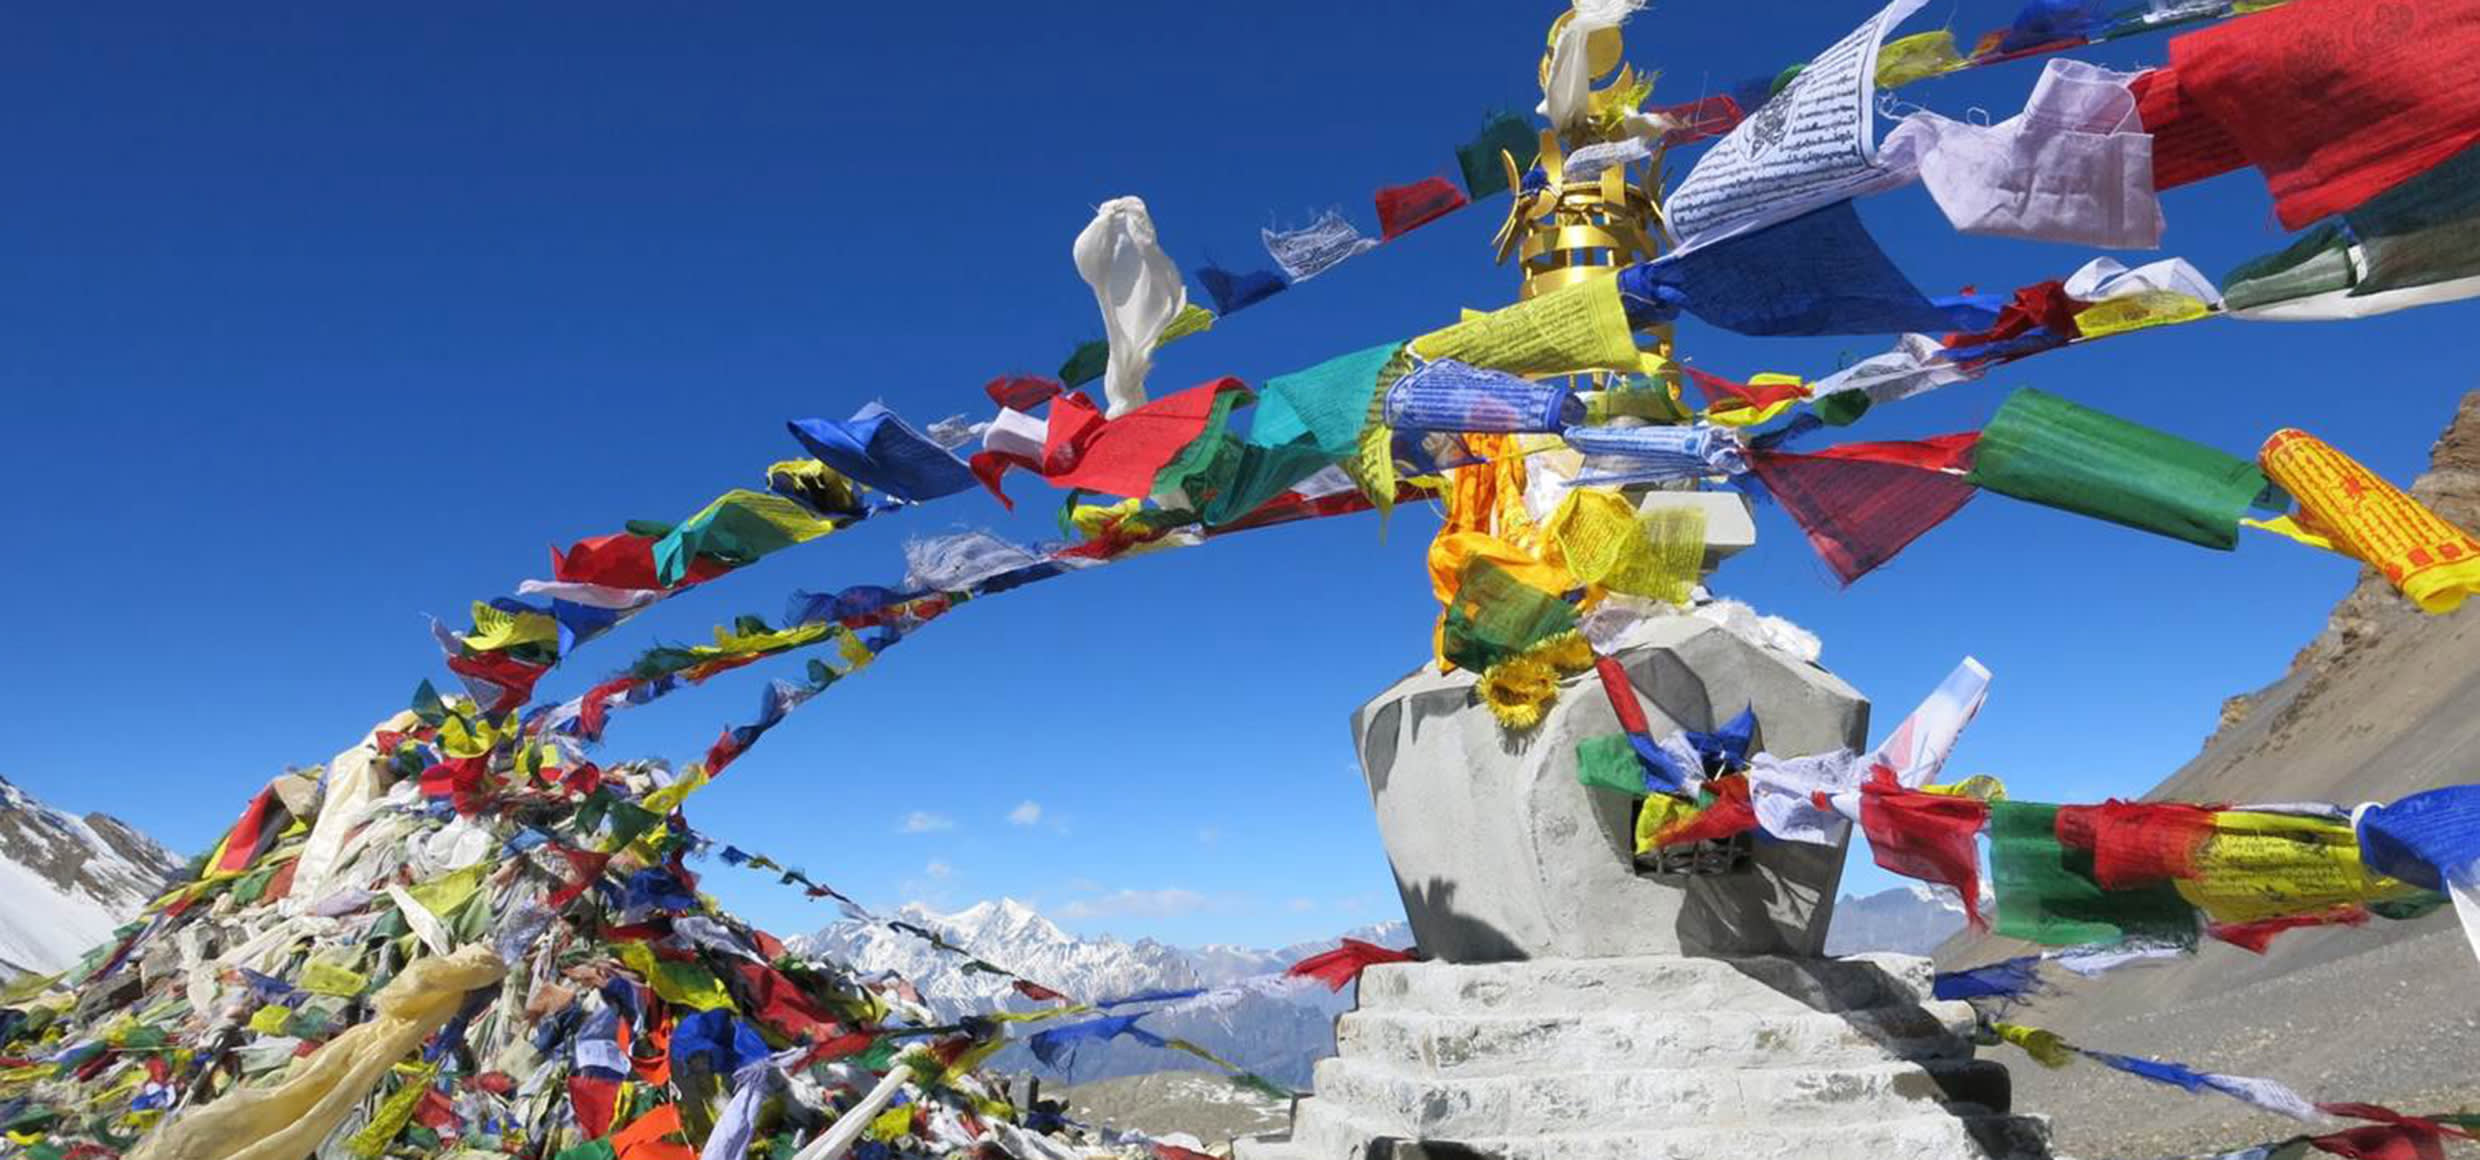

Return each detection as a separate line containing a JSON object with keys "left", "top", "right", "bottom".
{"left": 2167, "top": 0, "right": 2480, "bottom": 228}
{"left": 1022, "top": 378, "right": 1251, "bottom": 499}
{"left": 1681, "top": 366, "right": 1810, "bottom": 421}
{"left": 2311, "top": 1124, "right": 2452, "bottom": 1160}
{"left": 1286, "top": 938, "right": 1417, "bottom": 991}
{"left": 1656, "top": 95, "right": 1744, "bottom": 146}
{"left": 1945, "top": 280, "right": 2084, "bottom": 352}
{"left": 2208, "top": 906, "right": 2371, "bottom": 954}
{"left": 2128, "top": 68, "right": 2248, "bottom": 190}
{"left": 2084, "top": 800, "right": 2219, "bottom": 889}
{"left": 568, "top": 1074, "right": 620, "bottom": 1140}
{"left": 1860, "top": 774, "right": 1990, "bottom": 930}
{"left": 985, "top": 375, "right": 1064, "bottom": 411}
{"left": 1374, "top": 176, "right": 1470, "bottom": 240}
{"left": 1747, "top": 447, "right": 1978, "bottom": 584}
{"left": 208, "top": 786, "right": 284, "bottom": 876}
{"left": 1653, "top": 776, "right": 1761, "bottom": 848}
{"left": 1594, "top": 655, "right": 1654, "bottom": 737}
{"left": 552, "top": 533, "right": 730, "bottom": 592}
{"left": 1013, "top": 979, "right": 1070, "bottom": 1003}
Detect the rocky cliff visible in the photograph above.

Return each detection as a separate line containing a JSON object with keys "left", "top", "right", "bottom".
{"left": 0, "top": 775, "right": 184, "bottom": 978}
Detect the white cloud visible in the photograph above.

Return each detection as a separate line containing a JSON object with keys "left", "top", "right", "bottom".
{"left": 899, "top": 811, "right": 955, "bottom": 834}
{"left": 1286, "top": 898, "right": 1319, "bottom": 913}
{"left": 1059, "top": 888, "right": 1209, "bottom": 920}
{"left": 925, "top": 859, "right": 954, "bottom": 880}
{"left": 1007, "top": 801, "right": 1043, "bottom": 826}
{"left": 1065, "top": 878, "right": 1103, "bottom": 895}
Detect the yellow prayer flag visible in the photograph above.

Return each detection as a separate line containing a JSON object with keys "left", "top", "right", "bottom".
{"left": 2071, "top": 291, "right": 2212, "bottom": 339}
{"left": 1153, "top": 303, "right": 1216, "bottom": 348}
{"left": 2175, "top": 810, "right": 2422, "bottom": 924}
{"left": 1409, "top": 277, "right": 1642, "bottom": 376}
{"left": 1636, "top": 795, "right": 1697, "bottom": 856}
{"left": 247, "top": 1005, "right": 293, "bottom": 1035}
{"left": 1545, "top": 489, "right": 1702, "bottom": 603}
{"left": 1876, "top": 29, "right": 1967, "bottom": 87}
{"left": 2259, "top": 428, "right": 2480, "bottom": 613}
{"left": 1993, "top": 1022, "right": 2074, "bottom": 1069}
{"left": 866, "top": 1104, "right": 914, "bottom": 1142}
{"left": 401, "top": 863, "right": 489, "bottom": 921}
{"left": 300, "top": 958, "right": 369, "bottom": 998}
{"left": 461, "top": 601, "right": 560, "bottom": 653}
{"left": 616, "top": 942, "right": 736, "bottom": 1012}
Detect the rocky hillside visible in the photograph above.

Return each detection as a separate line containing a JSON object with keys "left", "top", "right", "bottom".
{"left": 797, "top": 899, "right": 1411, "bottom": 1088}
{"left": 1826, "top": 883, "right": 1974, "bottom": 957}
{"left": 1943, "top": 392, "right": 2480, "bottom": 1159}
{"left": 0, "top": 775, "right": 184, "bottom": 978}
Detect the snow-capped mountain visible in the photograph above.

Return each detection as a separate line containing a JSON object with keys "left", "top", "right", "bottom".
{"left": 1823, "top": 882, "right": 1974, "bottom": 957}
{"left": 795, "top": 899, "right": 1411, "bottom": 1088}
{"left": 0, "top": 775, "right": 184, "bottom": 977}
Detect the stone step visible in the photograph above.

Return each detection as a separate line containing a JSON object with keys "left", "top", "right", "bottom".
{"left": 1241, "top": 1096, "right": 2055, "bottom": 1160}
{"left": 1304, "top": 1054, "right": 2013, "bottom": 1140}
{"left": 1333, "top": 1001, "right": 1979, "bottom": 1077}
{"left": 1355, "top": 953, "right": 1941, "bottom": 1019}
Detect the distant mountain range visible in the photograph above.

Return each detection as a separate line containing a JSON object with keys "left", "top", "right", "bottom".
{"left": 794, "top": 899, "right": 1411, "bottom": 1088}
{"left": 1825, "top": 882, "right": 1976, "bottom": 957}
{"left": 0, "top": 775, "right": 184, "bottom": 978}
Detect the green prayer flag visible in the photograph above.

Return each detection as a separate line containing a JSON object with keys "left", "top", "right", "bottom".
{"left": 1441, "top": 559, "right": 1577, "bottom": 673}
{"left": 1989, "top": 802, "right": 2198, "bottom": 947}
{"left": 1149, "top": 384, "right": 1253, "bottom": 499}
{"left": 1194, "top": 436, "right": 1332, "bottom": 527}
{"left": 2346, "top": 143, "right": 2480, "bottom": 297}
{"left": 1575, "top": 734, "right": 1646, "bottom": 795}
{"left": 1967, "top": 388, "right": 2268, "bottom": 550}
{"left": 556, "top": 1140, "right": 618, "bottom": 1160}
{"left": 1455, "top": 112, "right": 1538, "bottom": 199}
{"left": 2224, "top": 222, "right": 2356, "bottom": 312}
{"left": 1059, "top": 340, "right": 1108, "bottom": 388}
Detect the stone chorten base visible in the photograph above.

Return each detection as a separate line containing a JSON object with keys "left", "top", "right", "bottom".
{"left": 1236, "top": 953, "right": 2052, "bottom": 1160}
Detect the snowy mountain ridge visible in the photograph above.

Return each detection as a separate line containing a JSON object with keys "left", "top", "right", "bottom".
{"left": 793, "top": 899, "right": 1410, "bottom": 1087}
{"left": 0, "top": 775, "right": 185, "bottom": 978}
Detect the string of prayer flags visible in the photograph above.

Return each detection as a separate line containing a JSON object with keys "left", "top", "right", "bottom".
{"left": 2174, "top": 811, "right": 2422, "bottom": 925}
{"left": 1373, "top": 176, "right": 1469, "bottom": 241}
{"left": 2225, "top": 145, "right": 2480, "bottom": 320}
{"left": 2253, "top": 429, "right": 2480, "bottom": 613}
{"left": 2054, "top": 800, "right": 2220, "bottom": 890}
{"left": 1875, "top": 29, "right": 1967, "bottom": 87}
{"left": 1261, "top": 208, "right": 1380, "bottom": 283}
{"left": 1931, "top": 956, "right": 2046, "bottom": 1002}
{"left": 1255, "top": 342, "right": 1403, "bottom": 460}
{"left": 2164, "top": 0, "right": 2480, "bottom": 230}
{"left": 1616, "top": 201, "right": 2003, "bottom": 337}
{"left": 1968, "top": 388, "right": 2269, "bottom": 550}
{"left": 2208, "top": 906, "right": 2372, "bottom": 954}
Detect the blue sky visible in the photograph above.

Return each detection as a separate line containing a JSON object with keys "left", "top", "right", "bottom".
{"left": 3, "top": 1, "right": 2469, "bottom": 950}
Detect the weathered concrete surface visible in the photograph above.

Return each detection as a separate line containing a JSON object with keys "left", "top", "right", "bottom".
{"left": 1351, "top": 615, "right": 1867, "bottom": 962}
{"left": 1235, "top": 954, "right": 2052, "bottom": 1160}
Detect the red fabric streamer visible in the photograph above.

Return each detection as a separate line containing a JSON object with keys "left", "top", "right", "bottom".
{"left": 2128, "top": 68, "right": 2248, "bottom": 190}
{"left": 1374, "top": 176, "right": 1470, "bottom": 240}
{"left": 1809, "top": 432, "right": 1980, "bottom": 473}
{"left": 1747, "top": 447, "right": 1978, "bottom": 584}
{"left": 1860, "top": 774, "right": 1990, "bottom": 930}
{"left": 444, "top": 649, "right": 548, "bottom": 715}
{"left": 985, "top": 375, "right": 1063, "bottom": 412}
{"left": 2309, "top": 1106, "right": 2471, "bottom": 1160}
{"left": 1656, "top": 95, "right": 1744, "bottom": 146}
{"left": 552, "top": 533, "right": 728, "bottom": 592}
{"left": 1946, "top": 280, "right": 2085, "bottom": 352}
{"left": 2065, "top": 800, "right": 2220, "bottom": 889}
{"left": 1681, "top": 366, "right": 1810, "bottom": 420}
{"left": 2208, "top": 906, "right": 2372, "bottom": 954}
{"left": 568, "top": 1074, "right": 620, "bottom": 1140}
{"left": 1653, "top": 776, "right": 1760, "bottom": 848}
{"left": 1286, "top": 938, "right": 1417, "bottom": 991}
{"left": 209, "top": 786, "right": 284, "bottom": 876}
{"left": 1012, "top": 979, "right": 1069, "bottom": 1003}
{"left": 1594, "top": 655, "right": 1654, "bottom": 736}
{"left": 1023, "top": 378, "right": 1251, "bottom": 499}
{"left": 2168, "top": 0, "right": 2480, "bottom": 228}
